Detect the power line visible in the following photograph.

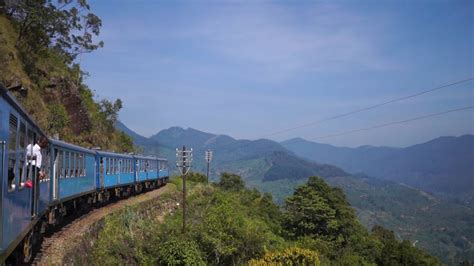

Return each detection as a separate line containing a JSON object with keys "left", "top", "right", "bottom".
{"left": 282, "top": 105, "right": 474, "bottom": 144}
{"left": 261, "top": 77, "right": 473, "bottom": 138}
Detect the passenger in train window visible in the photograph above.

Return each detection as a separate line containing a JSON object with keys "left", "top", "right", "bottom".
{"left": 25, "top": 137, "right": 48, "bottom": 186}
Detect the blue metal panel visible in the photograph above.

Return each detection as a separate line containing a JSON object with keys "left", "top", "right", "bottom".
{"left": 58, "top": 155, "right": 95, "bottom": 200}
{"left": 103, "top": 173, "right": 119, "bottom": 188}
{"left": 119, "top": 173, "right": 134, "bottom": 185}
{"left": 38, "top": 181, "right": 49, "bottom": 212}
{"left": 159, "top": 169, "right": 169, "bottom": 179}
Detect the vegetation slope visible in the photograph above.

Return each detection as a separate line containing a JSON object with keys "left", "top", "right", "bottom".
{"left": 86, "top": 172, "right": 441, "bottom": 265}
{"left": 0, "top": 1, "right": 133, "bottom": 152}
{"left": 120, "top": 125, "right": 474, "bottom": 264}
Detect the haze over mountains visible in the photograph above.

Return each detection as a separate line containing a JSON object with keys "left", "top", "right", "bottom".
{"left": 116, "top": 122, "right": 474, "bottom": 263}
{"left": 282, "top": 135, "right": 474, "bottom": 200}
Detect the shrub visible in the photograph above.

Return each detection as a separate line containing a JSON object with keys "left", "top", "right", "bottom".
{"left": 249, "top": 247, "right": 320, "bottom": 266}
{"left": 157, "top": 236, "right": 205, "bottom": 266}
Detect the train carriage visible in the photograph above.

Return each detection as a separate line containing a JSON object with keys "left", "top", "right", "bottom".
{"left": 97, "top": 151, "right": 135, "bottom": 189}
{"left": 49, "top": 140, "right": 97, "bottom": 203}
{"left": 158, "top": 158, "right": 169, "bottom": 181}
{"left": 0, "top": 86, "right": 49, "bottom": 262}
{"left": 134, "top": 155, "right": 157, "bottom": 182}
{"left": 0, "top": 85, "right": 169, "bottom": 263}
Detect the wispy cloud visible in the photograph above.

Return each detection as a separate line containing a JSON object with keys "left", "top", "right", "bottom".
{"left": 94, "top": 2, "right": 396, "bottom": 82}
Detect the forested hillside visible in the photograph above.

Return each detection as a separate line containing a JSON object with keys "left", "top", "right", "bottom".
{"left": 0, "top": 1, "right": 133, "bottom": 152}
{"left": 78, "top": 173, "right": 440, "bottom": 265}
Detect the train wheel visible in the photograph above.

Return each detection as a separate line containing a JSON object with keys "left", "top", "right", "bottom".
{"left": 22, "top": 230, "right": 33, "bottom": 263}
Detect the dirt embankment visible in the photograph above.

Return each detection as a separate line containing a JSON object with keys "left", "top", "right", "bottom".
{"left": 34, "top": 184, "right": 180, "bottom": 265}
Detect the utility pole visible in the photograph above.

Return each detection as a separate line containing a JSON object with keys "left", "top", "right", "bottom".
{"left": 205, "top": 149, "right": 213, "bottom": 183}
{"left": 176, "top": 145, "right": 192, "bottom": 234}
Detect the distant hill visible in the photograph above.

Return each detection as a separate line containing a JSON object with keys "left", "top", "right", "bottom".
{"left": 282, "top": 135, "right": 474, "bottom": 199}
{"left": 118, "top": 124, "right": 474, "bottom": 263}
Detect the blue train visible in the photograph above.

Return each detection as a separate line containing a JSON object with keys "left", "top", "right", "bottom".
{"left": 0, "top": 85, "right": 169, "bottom": 263}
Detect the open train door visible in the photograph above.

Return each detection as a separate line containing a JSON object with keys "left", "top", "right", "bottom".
{"left": 0, "top": 109, "right": 5, "bottom": 246}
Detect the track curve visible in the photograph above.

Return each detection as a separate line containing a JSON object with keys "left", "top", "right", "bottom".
{"left": 32, "top": 184, "right": 176, "bottom": 265}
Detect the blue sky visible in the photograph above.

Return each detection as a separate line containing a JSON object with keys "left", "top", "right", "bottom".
{"left": 82, "top": 0, "right": 473, "bottom": 147}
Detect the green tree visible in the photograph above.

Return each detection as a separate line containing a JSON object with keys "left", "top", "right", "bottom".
{"left": 249, "top": 247, "right": 320, "bottom": 266}
{"left": 283, "top": 176, "right": 352, "bottom": 242}
{"left": 47, "top": 103, "right": 70, "bottom": 135}
{"left": 157, "top": 236, "right": 205, "bottom": 266}
{"left": 186, "top": 172, "right": 207, "bottom": 183}
{"left": 217, "top": 172, "right": 245, "bottom": 192}
{"left": 371, "top": 225, "right": 441, "bottom": 265}
{"left": 3, "top": 0, "right": 103, "bottom": 63}
{"left": 99, "top": 98, "right": 122, "bottom": 125}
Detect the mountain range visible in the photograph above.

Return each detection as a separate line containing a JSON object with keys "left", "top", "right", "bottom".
{"left": 281, "top": 135, "right": 474, "bottom": 200}
{"left": 116, "top": 122, "right": 474, "bottom": 263}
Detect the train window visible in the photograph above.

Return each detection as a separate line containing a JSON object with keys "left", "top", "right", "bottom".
{"left": 26, "top": 128, "right": 34, "bottom": 182}
{"left": 73, "top": 153, "right": 77, "bottom": 177}
{"left": 112, "top": 158, "right": 115, "bottom": 174}
{"left": 110, "top": 158, "right": 113, "bottom": 174}
{"left": 105, "top": 158, "right": 109, "bottom": 174}
{"left": 70, "top": 152, "right": 74, "bottom": 177}
{"left": 18, "top": 120, "right": 27, "bottom": 186}
{"left": 42, "top": 147, "right": 51, "bottom": 182}
{"left": 115, "top": 158, "right": 118, "bottom": 174}
{"left": 111, "top": 158, "right": 115, "bottom": 174}
{"left": 78, "top": 154, "right": 83, "bottom": 176}
{"left": 83, "top": 155, "right": 86, "bottom": 176}
{"left": 57, "top": 150, "right": 63, "bottom": 178}
{"left": 8, "top": 113, "right": 18, "bottom": 191}
{"left": 65, "top": 151, "right": 70, "bottom": 178}
{"left": 75, "top": 153, "right": 79, "bottom": 177}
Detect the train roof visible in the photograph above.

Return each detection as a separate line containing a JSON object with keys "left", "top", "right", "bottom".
{"left": 49, "top": 139, "right": 96, "bottom": 154}
{"left": 133, "top": 154, "right": 159, "bottom": 160}
{"left": 96, "top": 150, "right": 134, "bottom": 159}
{"left": 0, "top": 84, "right": 47, "bottom": 137}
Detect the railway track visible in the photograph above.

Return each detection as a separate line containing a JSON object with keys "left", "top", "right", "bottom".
{"left": 31, "top": 184, "right": 176, "bottom": 265}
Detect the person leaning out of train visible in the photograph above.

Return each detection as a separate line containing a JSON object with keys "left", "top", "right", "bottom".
{"left": 24, "top": 137, "right": 48, "bottom": 188}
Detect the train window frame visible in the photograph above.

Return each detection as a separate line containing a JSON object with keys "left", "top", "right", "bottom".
{"left": 26, "top": 128, "right": 34, "bottom": 183}
{"left": 41, "top": 146, "right": 51, "bottom": 182}
{"left": 83, "top": 155, "right": 86, "bottom": 176}
{"left": 111, "top": 158, "right": 115, "bottom": 174}
{"left": 7, "top": 113, "right": 18, "bottom": 192}
{"left": 57, "top": 149, "right": 63, "bottom": 179}
{"left": 78, "top": 153, "right": 83, "bottom": 176}
{"left": 105, "top": 157, "right": 109, "bottom": 174}
{"left": 65, "top": 151, "right": 70, "bottom": 178}
{"left": 18, "top": 120, "right": 27, "bottom": 187}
